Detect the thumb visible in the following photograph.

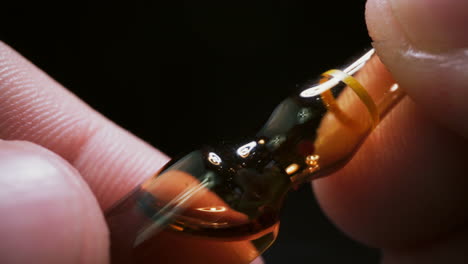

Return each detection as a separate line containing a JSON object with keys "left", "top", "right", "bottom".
{"left": 366, "top": 0, "right": 468, "bottom": 136}
{"left": 0, "top": 140, "right": 108, "bottom": 264}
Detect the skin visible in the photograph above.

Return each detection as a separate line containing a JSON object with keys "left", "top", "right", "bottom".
{"left": 0, "top": 0, "right": 467, "bottom": 263}
{"left": 315, "top": 0, "right": 468, "bottom": 263}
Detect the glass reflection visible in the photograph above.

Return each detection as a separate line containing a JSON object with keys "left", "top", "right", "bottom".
{"left": 196, "top": 206, "right": 227, "bottom": 212}
{"left": 207, "top": 152, "right": 222, "bottom": 165}
{"left": 236, "top": 141, "right": 257, "bottom": 158}
{"left": 285, "top": 164, "right": 299, "bottom": 175}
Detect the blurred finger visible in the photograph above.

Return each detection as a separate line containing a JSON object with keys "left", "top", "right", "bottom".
{"left": 314, "top": 97, "right": 468, "bottom": 248}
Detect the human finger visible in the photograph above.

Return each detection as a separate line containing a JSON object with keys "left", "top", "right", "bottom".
{"left": 313, "top": 0, "right": 468, "bottom": 263}
{"left": 0, "top": 42, "right": 169, "bottom": 209}
{"left": 0, "top": 140, "right": 108, "bottom": 264}
{"left": 367, "top": 0, "right": 468, "bottom": 137}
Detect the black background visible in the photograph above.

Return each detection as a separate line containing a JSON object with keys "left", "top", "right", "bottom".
{"left": 1, "top": 0, "right": 379, "bottom": 263}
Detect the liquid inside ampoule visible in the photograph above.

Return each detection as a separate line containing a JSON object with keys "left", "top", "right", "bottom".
{"left": 106, "top": 49, "right": 405, "bottom": 264}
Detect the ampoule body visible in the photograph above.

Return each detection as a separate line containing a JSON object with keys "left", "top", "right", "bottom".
{"left": 106, "top": 49, "right": 404, "bottom": 264}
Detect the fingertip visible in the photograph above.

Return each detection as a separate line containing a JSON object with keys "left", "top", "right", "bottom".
{"left": 0, "top": 140, "right": 109, "bottom": 264}
{"left": 365, "top": 0, "right": 468, "bottom": 137}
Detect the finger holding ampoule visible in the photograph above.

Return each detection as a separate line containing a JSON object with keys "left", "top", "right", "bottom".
{"left": 313, "top": 0, "right": 468, "bottom": 260}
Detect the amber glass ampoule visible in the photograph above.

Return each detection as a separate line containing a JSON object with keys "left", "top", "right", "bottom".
{"left": 106, "top": 49, "right": 405, "bottom": 264}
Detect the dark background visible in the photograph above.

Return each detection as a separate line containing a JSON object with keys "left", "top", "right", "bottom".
{"left": 1, "top": 0, "right": 379, "bottom": 263}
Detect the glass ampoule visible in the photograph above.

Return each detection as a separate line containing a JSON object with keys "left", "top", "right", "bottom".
{"left": 106, "top": 49, "right": 405, "bottom": 264}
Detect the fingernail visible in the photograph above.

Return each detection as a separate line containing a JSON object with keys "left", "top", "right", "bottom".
{"left": 388, "top": 0, "right": 468, "bottom": 52}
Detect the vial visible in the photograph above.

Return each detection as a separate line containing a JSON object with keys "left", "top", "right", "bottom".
{"left": 106, "top": 49, "right": 405, "bottom": 264}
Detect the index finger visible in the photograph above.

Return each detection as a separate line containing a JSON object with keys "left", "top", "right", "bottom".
{"left": 0, "top": 41, "right": 169, "bottom": 209}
